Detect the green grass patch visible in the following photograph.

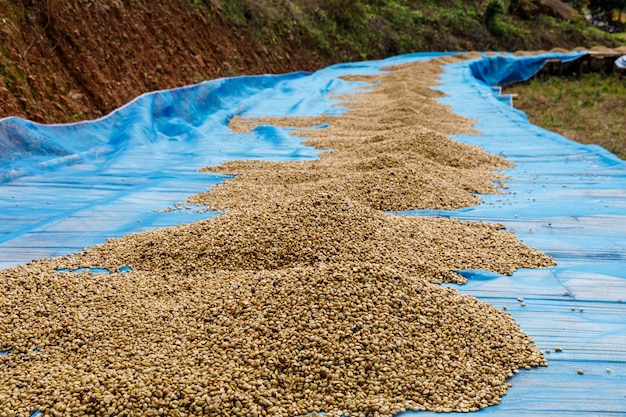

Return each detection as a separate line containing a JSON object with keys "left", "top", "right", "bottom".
{"left": 506, "top": 71, "right": 626, "bottom": 159}
{"left": 613, "top": 32, "right": 626, "bottom": 45}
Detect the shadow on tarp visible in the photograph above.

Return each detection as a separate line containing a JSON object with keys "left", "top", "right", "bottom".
{"left": 3, "top": 51, "right": 625, "bottom": 416}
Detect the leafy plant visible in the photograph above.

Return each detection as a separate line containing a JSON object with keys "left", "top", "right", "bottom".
{"left": 484, "top": 0, "right": 505, "bottom": 35}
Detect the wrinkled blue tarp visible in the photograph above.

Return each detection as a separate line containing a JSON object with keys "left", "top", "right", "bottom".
{"left": 1, "top": 51, "right": 625, "bottom": 416}
{"left": 469, "top": 51, "right": 586, "bottom": 85}
{"left": 0, "top": 72, "right": 335, "bottom": 183}
{"left": 616, "top": 55, "right": 626, "bottom": 69}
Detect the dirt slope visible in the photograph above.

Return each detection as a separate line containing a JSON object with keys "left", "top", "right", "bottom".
{"left": 0, "top": 0, "right": 328, "bottom": 123}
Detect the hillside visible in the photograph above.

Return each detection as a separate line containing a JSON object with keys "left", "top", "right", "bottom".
{"left": 0, "top": 0, "right": 616, "bottom": 124}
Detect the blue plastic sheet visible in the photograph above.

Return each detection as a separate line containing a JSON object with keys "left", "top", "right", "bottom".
{"left": 407, "top": 57, "right": 626, "bottom": 416}
{"left": 2, "top": 52, "right": 626, "bottom": 415}
{"left": 469, "top": 52, "right": 586, "bottom": 85}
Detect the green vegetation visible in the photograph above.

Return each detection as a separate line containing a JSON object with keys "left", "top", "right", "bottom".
{"left": 0, "top": 63, "right": 19, "bottom": 95}
{"left": 506, "top": 71, "right": 626, "bottom": 159}
{"left": 202, "top": 0, "right": 615, "bottom": 62}
{"left": 484, "top": 0, "right": 506, "bottom": 35}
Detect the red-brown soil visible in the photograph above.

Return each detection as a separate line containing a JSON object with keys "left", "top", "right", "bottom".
{"left": 0, "top": 0, "right": 331, "bottom": 124}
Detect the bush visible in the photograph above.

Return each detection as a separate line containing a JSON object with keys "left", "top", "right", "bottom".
{"left": 319, "top": 0, "right": 368, "bottom": 32}
{"left": 484, "top": 0, "right": 505, "bottom": 35}
{"left": 509, "top": 0, "right": 521, "bottom": 14}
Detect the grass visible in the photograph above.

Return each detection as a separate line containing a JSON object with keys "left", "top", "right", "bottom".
{"left": 613, "top": 32, "right": 626, "bottom": 44}
{"left": 211, "top": 0, "right": 617, "bottom": 64}
{"left": 505, "top": 70, "right": 626, "bottom": 159}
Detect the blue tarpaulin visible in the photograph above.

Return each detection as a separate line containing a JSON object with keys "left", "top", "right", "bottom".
{"left": 406, "top": 56, "right": 626, "bottom": 416}
{"left": 1, "top": 52, "right": 625, "bottom": 415}
{"left": 0, "top": 52, "right": 452, "bottom": 269}
{"left": 469, "top": 52, "right": 586, "bottom": 85}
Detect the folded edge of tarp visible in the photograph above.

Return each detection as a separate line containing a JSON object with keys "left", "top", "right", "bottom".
{"left": 0, "top": 72, "right": 311, "bottom": 183}
{"left": 469, "top": 51, "right": 587, "bottom": 86}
